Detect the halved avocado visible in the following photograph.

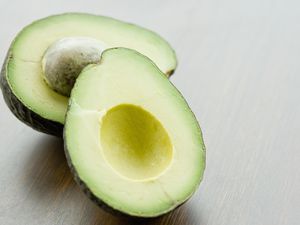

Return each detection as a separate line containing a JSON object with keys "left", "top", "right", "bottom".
{"left": 64, "top": 48, "right": 205, "bottom": 217}
{"left": 0, "top": 13, "right": 177, "bottom": 136}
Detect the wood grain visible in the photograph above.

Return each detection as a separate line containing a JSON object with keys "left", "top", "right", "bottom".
{"left": 0, "top": 0, "right": 299, "bottom": 224}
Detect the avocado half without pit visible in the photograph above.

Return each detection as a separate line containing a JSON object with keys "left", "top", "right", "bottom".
{"left": 0, "top": 13, "right": 177, "bottom": 136}
{"left": 64, "top": 48, "right": 205, "bottom": 217}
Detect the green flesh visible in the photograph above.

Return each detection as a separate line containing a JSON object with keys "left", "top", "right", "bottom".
{"left": 64, "top": 48, "right": 205, "bottom": 217}
{"left": 5, "top": 13, "right": 177, "bottom": 125}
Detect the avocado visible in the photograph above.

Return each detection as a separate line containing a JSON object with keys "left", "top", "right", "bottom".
{"left": 0, "top": 13, "right": 177, "bottom": 136}
{"left": 64, "top": 48, "right": 205, "bottom": 217}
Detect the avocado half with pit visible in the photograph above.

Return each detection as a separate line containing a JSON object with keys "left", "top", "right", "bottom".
{"left": 64, "top": 48, "right": 205, "bottom": 217}
{"left": 0, "top": 13, "right": 177, "bottom": 136}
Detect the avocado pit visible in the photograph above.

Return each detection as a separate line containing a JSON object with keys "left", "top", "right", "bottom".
{"left": 42, "top": 37, "right": 107, "bottom": 96}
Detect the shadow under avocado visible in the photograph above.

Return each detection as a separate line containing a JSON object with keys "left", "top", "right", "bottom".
{"left": 102, "top": 203, "right": 200, "bottom": 225}
{"left": 22, "top": 136, "right": 200, "bottom": 225}
{"left": 22, "top": 136, "right": 73, "bottom": 198}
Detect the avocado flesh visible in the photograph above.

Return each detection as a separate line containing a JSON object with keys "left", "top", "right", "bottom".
{"left": 1, "top": 13, "right": 177, "bottom": 136}
{"left": 64, "top": 48, "right": 205, "bottom": 217}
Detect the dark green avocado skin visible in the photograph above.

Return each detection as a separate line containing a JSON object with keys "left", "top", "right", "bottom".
{"left": 0, "top": 52, "right": 63, "bottom": 137}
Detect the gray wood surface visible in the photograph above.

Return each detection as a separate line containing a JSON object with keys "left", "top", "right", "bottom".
{"left": 0, "top": 0, "right": 299, "bottom": 224}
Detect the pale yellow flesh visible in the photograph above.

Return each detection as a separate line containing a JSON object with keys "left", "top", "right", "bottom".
{"left": 7, "top": 13, "right": 177, "bottom": 123}
{"left": 101, "top": 104, "right": 173, "bottom": 181}
{"left": 65, "top": 48, "right": 205, "bottom": 217}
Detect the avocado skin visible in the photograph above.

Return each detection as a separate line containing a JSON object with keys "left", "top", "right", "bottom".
{"left": 0, "top": 52, "right": 63, "bottom": 137}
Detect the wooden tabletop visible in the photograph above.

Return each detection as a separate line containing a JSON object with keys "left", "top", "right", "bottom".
{"left": 0, "top": 0, "right": 299, "bottom": 224}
